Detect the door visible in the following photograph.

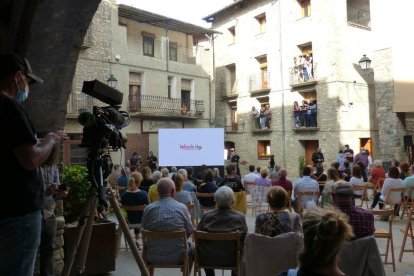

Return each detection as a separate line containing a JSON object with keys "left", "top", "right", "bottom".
{"left": 360, "top": 138, "right": 372, "bottom": 156}
{"left": 125, "top": 133, "right": 149, "bottom": 167}
{"left": 304, "top": 140, "right": 319, "bottom": 166}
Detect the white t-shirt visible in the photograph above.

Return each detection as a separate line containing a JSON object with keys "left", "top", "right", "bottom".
{"left": 350, "top": 176, "right": 365, "bottom": 196}
{"left": 380, "top": 178, "right": 403, "bottom": 203}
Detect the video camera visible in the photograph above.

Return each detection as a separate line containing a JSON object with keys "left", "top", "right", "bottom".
{"left": 77, "top": 80, "right": 130, "bottom": 152}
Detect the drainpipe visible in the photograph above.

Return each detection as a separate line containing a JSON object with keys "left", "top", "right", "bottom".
{"left": 211, "top": 34, "right": 216, "bottom": 125}
{"left": 278, "top": 0, "right": 286, "bottom": 167}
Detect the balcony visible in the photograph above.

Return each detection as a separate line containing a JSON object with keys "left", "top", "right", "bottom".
{"left": 66, "top": 93, "right": 105, "bottom": 117}
{"left": 220, "top": 80, "right": 239, "bottom": 99}
{"left": 289, "top": 62, "right": 318, "bottom": 87}
{"left": 251, "top": 117, "right": 272, "bottom": 133}
{"left": 128, "top": 94, "right": 204, "bottom": 118}
{"left": 169, "top": 44, "right": 196, "bottom": 65}
{"left": 223, "top": 122, "right": 244, "bottom": 134}
{"left": 292, "top": 110, "right": 319, "bottom": 131}
{"left": 249, "top": 72, "right": 271, "bottom": 93}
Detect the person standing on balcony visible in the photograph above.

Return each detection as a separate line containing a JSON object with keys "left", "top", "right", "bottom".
{"left": 293, "top": 101, "right": 301, "bottom": 127}
{"left": 300, "top": 55, "right": 309, "bottom": 81}
{"left": 264, "top": 104, "right": 272, "bottom": 129}
{"left": 309, "top": 99, "right": 317, "bottom": 127}
{"left": 259, "top": 105, "right": 266, "bottom": 129}
{"left": 251, "top": 106, "right": 260, "bottom": 129}
{"left": 305, "top": 54, "right": 313, "bottom": 81}
{"left": 300, "top": 100, "right": 308, "bottom": 127}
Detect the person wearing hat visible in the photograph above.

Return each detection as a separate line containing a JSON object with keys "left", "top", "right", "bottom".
{"left": 0, "top": 53, "right": 68, "bottom": 275}
{"left": 332, "top": 182, "right": 375, "bottom": 239}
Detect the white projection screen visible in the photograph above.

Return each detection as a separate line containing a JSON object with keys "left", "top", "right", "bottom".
{"left": 159, "top": 128, "right": 224, "bottom": 166}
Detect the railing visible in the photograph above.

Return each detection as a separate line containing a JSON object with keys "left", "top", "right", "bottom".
{"left": 128, "top": 94, "right": 204, "bottom": 118}
{"left": 292, "top": 110, "right": 318, "bottom": 129}
{"left": 249, "top": 72, "right": 270, "bottom": 92}
{"left": 289, "top": 62, "right": 318, "bottom": 86}
{"left": 251, "top": 117, "right": 272, "bottom": 131}
{"left": 223, "top": 122, "right": 244, "bottom": 133}
{"left": 67, "top": 93, "right": 105, "bottom": 115}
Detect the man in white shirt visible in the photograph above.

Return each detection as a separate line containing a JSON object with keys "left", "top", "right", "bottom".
{"left": 243, "top": 165, "right": 260, "bottom": 183}
{"left": 293, "top": 166, "right": 319, "bottom": 212}
{"left": 403, "top": 165, "right": 414, "bottom": 198}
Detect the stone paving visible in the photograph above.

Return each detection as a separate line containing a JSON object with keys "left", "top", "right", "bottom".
{"left": 104, "top": 201, "right": 414, "bottom": 276}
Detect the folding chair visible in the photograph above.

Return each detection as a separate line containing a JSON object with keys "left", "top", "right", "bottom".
{"left": 187, "top": 203, "right": 196, "bottom": 227}
{"left": 373, "top": 209, "right": 396, "bottom": 272}
{"left": 232, "top": 191, "right": 247, "bottom": 214}
{"left": 141, "top": 230, "right": 190, "bottom": 276}
{"left": 379, "top": 187, "right": 404, "bottom": 217}
{"left": 399, "top": 207, "right": 414, "bottom": 262}
{"left": 252, "top": 186, "right": 270, "bottom": 216}
{"left": 296, "top": 190, "right": 319, "bottom": 215}
{"left": 352, "top": 183, "right": 369, "bottom": 208}
{"left": 196, "top": 192, "right": 216, "bottom": 215}
{"left": 243, "top": 181, "right": 256, "bottom": 210}
{"left": 120, "top": 204, "right": 146, "bottom": 251}
{"left": 400, "top": 188, "right": 413, "bottom": 220}
{"left": 193, "top": 231, "right": 241, "bottom": 276}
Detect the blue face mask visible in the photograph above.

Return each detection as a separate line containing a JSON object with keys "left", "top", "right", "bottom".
{"left": 16, "top": 89, "right": 28, "bottom": 103}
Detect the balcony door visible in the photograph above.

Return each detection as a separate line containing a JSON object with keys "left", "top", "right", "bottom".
{"left": 181, "top": 90, "right": 191, "bottom": 115}
{"left": 304, "top": 140, "right": 319, "bottom": 166}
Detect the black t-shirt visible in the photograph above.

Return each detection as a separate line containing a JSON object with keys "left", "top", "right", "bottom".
{"left": 0, "top": 94, "right": 42, "bottom": 217}
{"left": 344, "top": 148, "right": 354, "bottom": 162}
{"left": 120, "top": 190, "right": 149, "bottom": 224}
{"left": 220, "top": 177, "right": 244, "bottom": 192}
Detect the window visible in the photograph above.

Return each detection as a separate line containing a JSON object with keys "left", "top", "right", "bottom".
{"left": 169, "top": 42, "right": 178, "bottom": 61}
{"left": 168, "top": 76, "right": 174, "bottom": 99}
{"left": 143, "top": 34, "right": 155, "bottom": 57}
{"left": 127, "top": 28, "right": 139, "bottom": 54}
{"left": 231, "top": 104, "right": 238, "bottom": 132}
{"left": 228, "top": 64, "right": 237, "bottom": 94}
{"left": 258, "top": 140, "right": 271, "bottom": 158}
{"left": 347, "top": 0, "right": 371, "bottom": 28}
{"left": 228, "top": 26, "right": 236, "bottom": 44}
{"left": 259, "top": 56, "right": 268, "bottom": 89}
{"left": 181, "top": 79, "right": 192, "bottom": 115}
{"left": 255, "top": 14, "right": 266, "bottom": 33}
{"left": 300, "top": 0, "right": 311, "bottom": 18}
{"left": 129, "top": 72, "right": 141, "bottom": 112}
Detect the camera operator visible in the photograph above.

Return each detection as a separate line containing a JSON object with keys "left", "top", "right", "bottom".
{"left": 0, "top": 53, "right": 68, "bottom": 275}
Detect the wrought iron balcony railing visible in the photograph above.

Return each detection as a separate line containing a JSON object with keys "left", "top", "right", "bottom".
{"left": 128, "top": 94, "right": 204, "bottom": 118}
{"left": 67, "top": 93, "right": 105, "bottom": 116}
{"left": 249, "top": 72, "right": 270, "bottom": 92}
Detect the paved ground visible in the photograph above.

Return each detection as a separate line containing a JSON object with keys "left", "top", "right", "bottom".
{"left": 103, "top": 198, "right": 414, "bottom": 276}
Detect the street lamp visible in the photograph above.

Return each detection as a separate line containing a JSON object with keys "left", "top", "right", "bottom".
{"left": 359, "top": 54, "right": 372, "bottom": 71}
{"left": 107, "top": 74, "right": 118, "bottom": 88}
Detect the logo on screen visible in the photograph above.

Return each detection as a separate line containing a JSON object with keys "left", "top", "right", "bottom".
{"left": 180, "top": 144, "right": 202, "bottom": 150}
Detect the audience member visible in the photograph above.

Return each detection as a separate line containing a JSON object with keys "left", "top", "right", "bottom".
{"left": 121, "top": 172, "right": 150, "bottom": 239}
{"left": 140, "top": 166, "right": 155, "bottom": 193}
{"left": 403, "top": 165, "right": 414, "bottom": 199}
{"left": 283, "top": 208, "right": 353, "bottom": 276}
{"left": 400, "top": 162, "right": 410, "bottom": 180}
{"left": 168, "top": 166, "right": 178, "bottom": 178}
{"left": 197, "top": 186, "right": 248, "bottom": 276}
{"left": 293, "top": 167, "right": 319, "bottom": 212}
{"left": 212, "top": 167, "right": 223, "bottom": 186}
{"left": 198, "top": 170, "right": 218, "bottom": 207}
{"left": 336, "top": 150, "right": 346, "bottom": 172}
{"left": 148, "top": 171, "right": 162, "bottom": 202}
{"left": 255, "top": 186, "right": 301, "bottom": 237}
{"left": 117, "top": 166, "right": 130, "bottom": 197}
{"left": 312, "top": 165, "right": 327, "bottom": 185}
{"left": 321, "top": 168, "right": 340, "bottom": 207}
{"left": 349, "top": 165, "right": 365, "bottom": 197}
{"left": 332, "top": 182, "right": 374, "bottom": 239}
{"left": 196, "top": 164, "right": 208, "bottom": 183}
{"left": 108, "top": 164, "right": 122, "bottom": 187}
{"left": 141, "top": 178, "right": 193, "bottom": 265}
{"left": 160, "top": 167, "right": 169, "bottom": 178}
{"left": 271, "top": 168, "right": 293, "bottom": 193}
{"left": 371, "top": 166, "right": 403, "bottom": 212}
{"left": 342, "top": 161, "right": 351, "bottom": 182}
{"left": 186, "top": 167, "right": 197, "bottom": 185}
{"left": 311, "top": 148, "right": 325, "bottom": 168}
{"left": 178, "top": 169, "right": 197, "bottom": 192}
{"left": 220, "top": 164, "right": 244, "bottom": 192}
{"left": 172, "top": 173, "right": 192, "bottom": 205}
{"left": 228, "top": 148, "right": 241, "bottom": 177}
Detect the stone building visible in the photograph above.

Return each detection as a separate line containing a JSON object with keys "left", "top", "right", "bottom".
{"left": 201, "top": 0, "right": 411, "bottom": 177}
{"left": 63, "top": 0, "right": 216, "bottom": 167}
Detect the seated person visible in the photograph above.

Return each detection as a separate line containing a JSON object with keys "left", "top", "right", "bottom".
{"left": 197, "top": 186, "right": 248, "bottom": 276}
{"left": 281, "top": 208, "right": 353, "bottom": 276}
{"left": 140, "top": 166, "right": 155, "bottom": 193}
{"left": 197, "top": 170, "right": 218, "bottom": 207}
{"left": 107, "top": 164, "right": 122, "bottom": 187}
{"left": 220, "top": 164, "right": 244, "bottom": 192}
{"left": 172, "top": 173, "right": 192, "bottom": 205}
{"left": 141, "top": 178, "right": 194, "bottom": 265}
{"left": 117, "top": 166, "right": 130, "bottom": 197}
{"left": 255, "top": 186, "right": 301, "bottom": 237}
{"left": 148, "top": 171, "right": 162, "bottom": 202}
{"left": 271, "top": 168, "right": 293, "bottom": 193}
{"left": 332, "top": 182, "right": 374, "bottom": 239}
{"left": 120, "top": 172, "right": 150, "bottom": 239}
{"left": 349, "top": 165, "right": 365, "bottom": 198}
{"left": 293, "top": 167, "right": 319, "bottom": 212}
{"left": 371, "top": 166, "right": 403, "bottom": 212}
{"left": 321, "top": 168, "right": 341, "bottom": 207}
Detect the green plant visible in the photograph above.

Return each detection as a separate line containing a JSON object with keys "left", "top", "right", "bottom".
{"left": 298, "top": 156, "right": 306, "bottom": 177}
{"left": 62, "top": 165, "right": 91, "bottom": 223}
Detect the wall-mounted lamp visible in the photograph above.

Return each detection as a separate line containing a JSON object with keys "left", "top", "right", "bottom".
{"left": 107, "top": 74, "right": 118, "bottom": 88}
{"left": 359, "top": 54, "right": 372, "bottom": 71}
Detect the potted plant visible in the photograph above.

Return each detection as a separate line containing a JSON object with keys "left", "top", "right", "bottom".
{"left": 298, "top": 156, "right": 306, "bottom": 177}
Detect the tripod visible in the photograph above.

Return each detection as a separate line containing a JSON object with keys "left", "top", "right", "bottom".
{"left": 62, "top": 152, "right": 149, "bottom": 276}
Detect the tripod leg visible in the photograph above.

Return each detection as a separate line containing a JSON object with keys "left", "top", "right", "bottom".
{"left": 62, "top": 195, "right": 97, "bottom": 276}
{"left": 108, "top": 195, "right": 150, "bottom": 276}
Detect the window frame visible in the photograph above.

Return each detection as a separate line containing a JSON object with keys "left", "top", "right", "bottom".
{"left": 257, "top": 140, "right": 271, "bottom": 159}
{"left": 143, "top": 35, "right": 155, "bottom": 57}
{"left": 169, "top": 42, "right": 178, "bottom": 61}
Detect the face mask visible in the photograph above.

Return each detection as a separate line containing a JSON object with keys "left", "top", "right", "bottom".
{"left": 16, "top": 78, "right": 29, "bottom": 103}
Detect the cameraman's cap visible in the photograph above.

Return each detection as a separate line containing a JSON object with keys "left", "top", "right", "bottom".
{"left": 333, "top": 182, "right": 354, "bottom": 196}
{"left": 0, "top": 53, "right": 43, "bottom": 84}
